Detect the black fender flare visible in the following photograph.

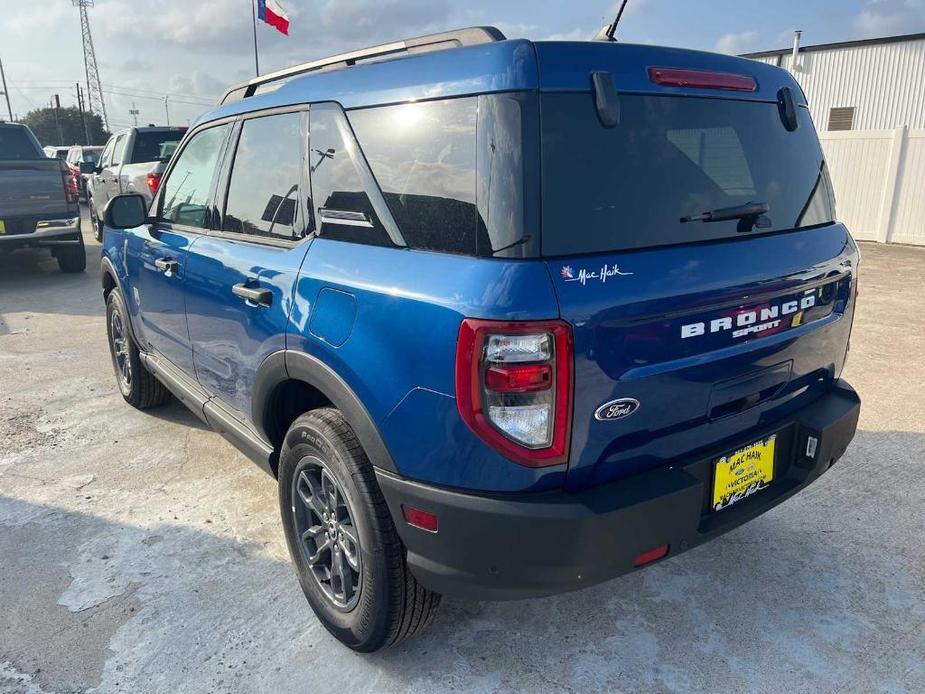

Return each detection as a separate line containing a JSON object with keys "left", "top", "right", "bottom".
{"left": 252, "top": 350, "right": 398, "bottom": 473}
{"left": 101, "top": 255, "right": 141, "bottom": 346}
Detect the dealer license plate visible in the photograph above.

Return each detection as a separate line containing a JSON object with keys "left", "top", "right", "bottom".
{"left": 712, "top": 435, "right": 776, "bottom": 512}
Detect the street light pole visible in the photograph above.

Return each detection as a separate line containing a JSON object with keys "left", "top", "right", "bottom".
{"left": 0, "top": 56, "right": 14, "bottom": 122}
{"left": 163, "top": 95, "right": 170, "bottom": 125}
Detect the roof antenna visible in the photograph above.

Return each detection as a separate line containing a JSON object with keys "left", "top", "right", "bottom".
{"left": 598, "top": 0, "right": 629, "bottom": 42}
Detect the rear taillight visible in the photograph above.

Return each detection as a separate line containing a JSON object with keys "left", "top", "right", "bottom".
{"left": 145, "top": 172, "right": 162, "bottom": 196}
{"left": 61, "top": 167, "right": 79, "bottom": 204}
{"left": 648, "top": 67, "right": 757, "bottom": 92}
{"left": 455, "top": 319, "right": 573, "bottom": 467}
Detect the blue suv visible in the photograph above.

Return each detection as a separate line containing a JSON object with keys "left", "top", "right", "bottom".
{"left": 100, "top": 27, "right": 861, "bottom": 651}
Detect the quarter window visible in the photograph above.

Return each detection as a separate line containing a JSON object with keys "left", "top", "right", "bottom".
{"left": 159, "top": 124, "right": 230, "bottom": 229}
{"left": 309, "top": 104, "right": 393, "bottom": 247}
{"left": 223, "top": 112, "right": 304, "bottom": 241}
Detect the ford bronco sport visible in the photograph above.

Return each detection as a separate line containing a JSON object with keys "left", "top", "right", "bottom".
{"left": 100, "top": 27, "right": 861, "bottom": 651}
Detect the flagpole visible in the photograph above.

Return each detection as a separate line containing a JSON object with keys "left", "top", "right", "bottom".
{"left": 251, "top": 0, "right": 260, "bottom": 76}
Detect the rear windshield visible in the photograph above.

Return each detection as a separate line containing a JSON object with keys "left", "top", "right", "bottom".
{"left": 131, "top": 130, "right": 186, "bottom": 163}
{"left": 0, "top": 127, "right": 42, "bottom": 160}
{"left": 82, "top": 150, "right": 100, "bottom": 164}
{"left": 541, "top": 94, "right": 835, "bottom": 256}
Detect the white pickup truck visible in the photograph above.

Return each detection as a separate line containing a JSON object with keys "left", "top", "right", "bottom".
{"left": 87, "top": 126, "right": 186, "bottom": 240}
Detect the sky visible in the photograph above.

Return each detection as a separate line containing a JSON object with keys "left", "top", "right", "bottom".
{"left": 1, "top": 0, "right": 924, "bottom": 131}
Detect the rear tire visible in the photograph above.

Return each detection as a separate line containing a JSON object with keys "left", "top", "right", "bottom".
{"left": 56, "top": 232, "right": 86, "bottom": 273}
{"left": 89, "top": 199, "right": 103, "bottom": 242}
{"left": 105, "top": 290, "right": 169, "bottom": 409}
{"left": 279, "top": 408, "right": 440, "bottom": 651}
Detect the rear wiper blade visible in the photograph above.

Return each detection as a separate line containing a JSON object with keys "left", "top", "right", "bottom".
{"left": 681, "top": 201, "right": 770, "bottom": 224}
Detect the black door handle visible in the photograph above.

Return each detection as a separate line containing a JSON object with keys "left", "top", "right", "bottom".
{"left": 153, "top": 257, "right": 179, "bottom": 276}
{"left": 232, "top": 282, "right": 272, "bottom": 307}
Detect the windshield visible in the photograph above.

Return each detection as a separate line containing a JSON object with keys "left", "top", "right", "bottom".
{"left": 0, "top": 128, "right": 42, "bottom": 160}
{"left": 131, "top": 130, "right": 186, "bottom": 163}
{"left": 541, "top": 94, "right": 835, "bottom": 255}
{"left": 82, "top": 150, "right": 100, "bottom": 164}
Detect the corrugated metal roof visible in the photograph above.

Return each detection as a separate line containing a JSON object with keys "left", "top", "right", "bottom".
{"left": 742, "top": 31, "right": 925, "bottom": 58}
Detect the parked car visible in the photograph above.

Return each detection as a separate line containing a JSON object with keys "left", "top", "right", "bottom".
{"left": 0, "top": 123, "right": 84, "bottom": 271}
{"left": 99, "top": 28, "right": 861, "bottom": 651}
{"left": 87, "top": 126, "right": 186, "bottom": 240}
{"left": 43, "top": 145, "right": 69, "bottom": 160}
{"left": 65, "top": 145, "right": 103, "bottom": 199}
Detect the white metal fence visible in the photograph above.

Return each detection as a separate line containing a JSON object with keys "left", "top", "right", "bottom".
{"left": 819, "top": 127, "right": 925, "bottom": 245}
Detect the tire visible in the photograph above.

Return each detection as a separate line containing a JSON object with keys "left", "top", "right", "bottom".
{"left": 89, "top": 199, "right": 103, "bottom": 242}
{"left": 56, "top": 232, "right": 86, "bottom": 273}
{"left": 105, "top": 290, "right": 169, "bottom": 409}
{"left": 279, "top": 408, "right": 440, "bottom": 651}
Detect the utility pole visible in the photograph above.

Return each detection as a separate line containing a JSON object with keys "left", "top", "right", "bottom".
{"left": 52, "top": 94, "right": 64, "bottom": 144}
{"left": 129, "top": 102, "right": 139, "bottom": 127}
{"left": 0, "top": 56, "right": 13, "bottom": 122}
{"left": 163, "top": 96, "right": 170, "bottom": 125}
{"left": 73, "top": 1, "right": 108, "bottom": 129}
{"left": 76, "top": 83, "right": 90, "bottom": 145}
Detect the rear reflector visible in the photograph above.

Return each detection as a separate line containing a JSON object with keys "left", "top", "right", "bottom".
{"left": 648, "top": 67, "right": 757, "bottom": 92}
{"left": 402, "top": 505, "right": 438, "bottom": 533}
{"left": 633, "top": 544, "right": 670, "bottom": 568}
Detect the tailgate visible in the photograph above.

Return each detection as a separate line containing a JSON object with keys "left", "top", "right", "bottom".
{"left": 0, "top": 160, "right": 68, "bottom": 218}
{"left": 550, "top": 225, "right": 858, "bottom": 490}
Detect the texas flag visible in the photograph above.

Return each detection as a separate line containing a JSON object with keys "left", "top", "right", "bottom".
{"left": 257, "top": 0, "right": 290, "bottom": 36}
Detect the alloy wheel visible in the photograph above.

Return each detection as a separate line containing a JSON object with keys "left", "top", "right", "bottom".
{"left": 291, "top": 456, "right": 362, "bottom": 611}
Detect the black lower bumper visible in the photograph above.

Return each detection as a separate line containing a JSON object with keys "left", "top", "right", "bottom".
{"left": 377, "top": 380, "right": 860, "bottom": 601}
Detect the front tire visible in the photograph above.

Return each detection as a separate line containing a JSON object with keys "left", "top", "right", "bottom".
{"left": 279, "top": 408, "right": 440, "bottom": 651}
{"left": 105, "top": 290, "right": 169, "bottom": 409}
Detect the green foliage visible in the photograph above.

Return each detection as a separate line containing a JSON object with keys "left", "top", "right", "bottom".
{"left": 22, "top": 106, "right": 110, "bottom": 146}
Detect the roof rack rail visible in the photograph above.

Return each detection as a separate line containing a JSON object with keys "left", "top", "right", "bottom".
{"left": 218, "top": 26, "right": 506, "bottom": 105}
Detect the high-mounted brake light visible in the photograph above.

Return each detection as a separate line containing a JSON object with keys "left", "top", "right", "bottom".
{"left": 648, "top": 67, "right": 757, "bottom": 92}
{"left": 456, "top": 319, "right": 573, "bottom": 467}
{"left": 145, "top": 172, "right": 162, "bottom": 196}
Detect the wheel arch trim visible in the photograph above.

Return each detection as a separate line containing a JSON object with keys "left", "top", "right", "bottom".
{"left": 253, "top": 349, "right": 398, "bottom": 473}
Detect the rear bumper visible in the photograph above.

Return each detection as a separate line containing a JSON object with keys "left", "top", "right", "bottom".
{"left": 0, "top": 215, "right": 81, "bottom": 247}
{"left": 377, "top": 379, "right": 860, "bottom": 601}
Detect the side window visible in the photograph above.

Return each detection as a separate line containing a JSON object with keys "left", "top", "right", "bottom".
{"left": 99, "top": 138, "right": 115, "bottom": 168}
{"left": 308, "top": 105, "right": 393, "bottom": 247}
{"left": 159, "top": 124, "right": 230, "bottom": 230}
{"left": 223, "top": 112, "right": 303, "bottom": 241}
{"left": 348, "top": 98, "right": 478, "bottom": 255}
{"left": 112, "top": 134, "right": 127, "bottom": 166}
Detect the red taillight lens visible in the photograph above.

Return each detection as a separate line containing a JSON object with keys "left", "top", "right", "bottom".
{"left": 634, "top": 544, "right": 670, "bottom": 568}
{"left": 145, "top": 172, "right": 162, "bottom": 196}
{"left": 648, "top": 67, "right": 757, "bottom": 92}
{"left": 402, "top": 505, "right": 438, "bottom": 532}
{"left": 61, "top": 168, "right": 79, "bottom": 204}
{"left": 456, "top": 319, "right": 573, "bottom": 468}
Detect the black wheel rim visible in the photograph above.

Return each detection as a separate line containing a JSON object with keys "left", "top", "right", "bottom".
{"left": 292, "top": 456, "right": 362, "bottom": 611}
{"left": 109, "top": 310, "right": 132, "bottom": 389}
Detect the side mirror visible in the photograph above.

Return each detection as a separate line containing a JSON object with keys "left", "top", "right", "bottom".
{"left": 104, "top": 193, "right": 148, "bottom": 229}
{"left": 79, "top": 161, "right": 96, "bottom": 175}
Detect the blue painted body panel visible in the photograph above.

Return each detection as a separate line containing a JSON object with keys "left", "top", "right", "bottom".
{"left": 102, "top": 36, "right": 858, "bottom": 496}
{"left": 184, "top": 235, "right": 308, "bottom": 416}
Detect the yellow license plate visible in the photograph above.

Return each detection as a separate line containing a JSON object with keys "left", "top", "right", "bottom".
{"left": 712, "top": 435, "right": 776, "bottom": 512}
{"left": 0, "top": 220, "right": 6, "bottom": 235}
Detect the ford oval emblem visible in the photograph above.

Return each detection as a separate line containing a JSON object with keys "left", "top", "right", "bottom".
{"left": 595, "top": 398, "right": 640, "bottom": 421}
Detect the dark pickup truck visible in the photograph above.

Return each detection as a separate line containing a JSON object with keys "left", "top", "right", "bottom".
{"left": 0, "top": 122, "right": 85, "bottom": 272}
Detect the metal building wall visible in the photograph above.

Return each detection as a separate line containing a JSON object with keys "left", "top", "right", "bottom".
{"left": 748, "top": 37, "right": 925, "bottom": 131}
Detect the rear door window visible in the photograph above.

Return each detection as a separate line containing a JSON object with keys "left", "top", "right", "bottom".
{"left": 159, "top": 124, "right": 230, "bottom": 229}
{"left": 540, "top": 94, "right": 835, "bottom": 255}
{"left": 222, "top": 111, "right": 304, "bottom": 241}
{"left": 308, "top": 104, "right": 395, "bottom": 247}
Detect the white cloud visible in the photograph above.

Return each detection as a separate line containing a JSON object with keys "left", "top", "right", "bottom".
{"left": 539, "top": 28, "right": 587, "bottom": 42}
{"left": 714, "top": 30, "right": 760, "bottom": 55}
{"left": 855, "top": 0, "right": 925, "bottom": 37}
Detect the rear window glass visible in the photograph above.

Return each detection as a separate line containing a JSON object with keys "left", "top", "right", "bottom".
{"left": 131, "top": 130, "right": 186, "bottom": 163}
{"left": 0, "top": 128, "right": 41, "bottom": 160}
{"left": 540, "top": 94, "right": 835, "bottom": 255}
